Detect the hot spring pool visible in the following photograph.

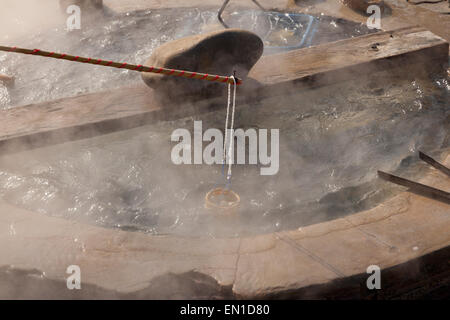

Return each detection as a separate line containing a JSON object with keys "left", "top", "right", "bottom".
{"left": 0, "top": 74, "right": 448, "bottom": 237}
{"left": 0, "top": 7, "right": 376, "bottom": 109}
{"left": 0, "top": 5, "right": 447, "bottom": 238}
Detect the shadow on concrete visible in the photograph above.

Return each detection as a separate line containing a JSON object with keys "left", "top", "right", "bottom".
{"left": 0, "top": 267, "right": 233, "bottom": 300}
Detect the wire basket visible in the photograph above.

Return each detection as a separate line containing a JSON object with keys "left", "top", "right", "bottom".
{"left": 205, "top": 187, "right": 240, "bottom": 215}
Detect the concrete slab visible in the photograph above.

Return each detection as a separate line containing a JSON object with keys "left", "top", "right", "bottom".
{"left": 233, "top": 235, "right": 339, "bottom": 297}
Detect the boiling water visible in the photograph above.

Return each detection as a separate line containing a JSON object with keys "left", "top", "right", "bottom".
{"left": 0, "top": 7, "right": 375, "bottom": 108}
{"left": 0, "top": 6, "right": 448, "bottom": 237}
{"left": 0, "top": 75, "right": 448, "bottom": 237}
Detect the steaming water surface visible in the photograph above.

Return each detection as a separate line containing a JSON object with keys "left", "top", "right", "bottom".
{"left": 0, "top": 75, "right": 448, "bottom": 237}
{"left": 0, "top": 7, "right": 448, "bottom": 237}
{"left": 0, "top": 7, "right": 375, "bottom": 108}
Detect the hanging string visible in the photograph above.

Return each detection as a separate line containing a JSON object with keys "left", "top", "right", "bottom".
{"left": 222, "top": 75, "right": 237, "bottom": 188}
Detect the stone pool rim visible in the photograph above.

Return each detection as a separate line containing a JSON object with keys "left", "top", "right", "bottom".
{"left": 1, "top": 152, "right": 449, "bottom": 299}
